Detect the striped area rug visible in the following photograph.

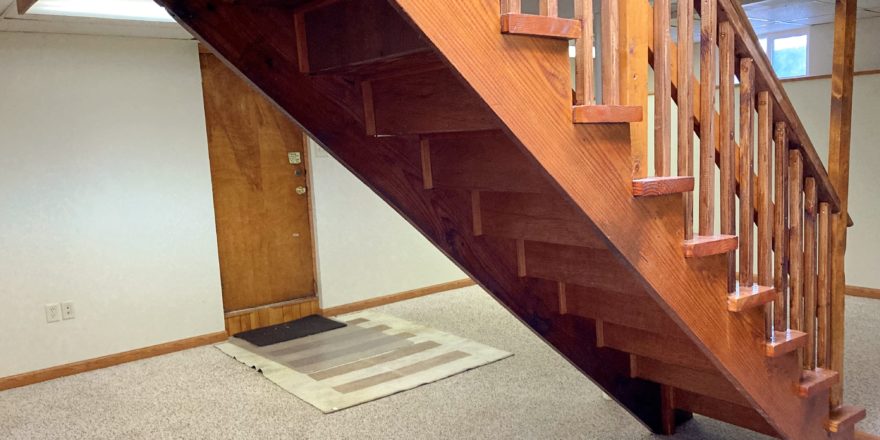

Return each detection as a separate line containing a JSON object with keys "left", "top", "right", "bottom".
{"left": 215, "top": 311, "right": 512, "bottom": 413}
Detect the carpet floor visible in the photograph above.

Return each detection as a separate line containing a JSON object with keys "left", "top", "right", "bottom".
{"left": 1, "top": 286, "right": 878, "bottom": 439}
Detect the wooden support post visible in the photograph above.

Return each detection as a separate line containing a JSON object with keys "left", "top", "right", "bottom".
{"left": 818, "top": 202, "right": 831, "bottom": 368}
{"left": 574, "top": 0, "right": 594, "bottom": 107}
{"left": 827, "top": 0, "right": 857, "bottom": 409}
{"left": 804, "top": 178, "right": 818, "bottom": 370}
{"left": 739, "top": 59, "right": 755, "bottom": 287}
{"left": 654, "top": 0, "right": 671, "bottom": 176}
{"left": 502, "top": 0, "right": 522, "bottom": 14}
{"left": 601, "top": 0, "right": 620, "bottom": 105}
{"left": 773, "top": 122, "right": 789, "bottom": 329}
{"left": 719, "top": 21, "right": 736, "bottom": 292}
{"left": 619, "top": 0, "right": 650, "bottom": 178}
{"left": 677, "top": 0, "right": 694, "bottom": 240}
{"left": 539, "top": 0, "right": 558, "bottom": 16}
{"left": 757, "top": 94, "right": 773, "bottom": 290}
{"left": 789, "top": 150, "right": 804, "bottom": 338}
{"left": 699, "top": 0, "right": 717, "bottom": 236}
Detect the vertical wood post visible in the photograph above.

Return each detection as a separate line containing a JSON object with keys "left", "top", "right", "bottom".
{"left": 574, "top": 0, "right": 594, "bottom": 106}
{"left": 677, "top": 0, "right": 694, "bottom": 240}
{"left": 739, "top": 59, "right": 755, "bottom": 287}
{"left": 773, "top": 123, "right": 789, "bottom": 329}
{"left": 719, "top": 21, "right": 736, "bottom": 292}
{"left": 818, "top": 202, "right": 831, "bottom": 368}
{"left": 601, "top": 0, "right": 620, "bottom": 105}
{"left": 804, "top": 178, "right": 818, "bottom": 370}
{"left": 757, "top": 93, "right": 773, "bottom": 293}
{"left": 654, "top": 0, "right": 671, "bottom": 176}
{"left": 699, "top": 0, "right": 717, "bottom": 236}
{"left": 827, "top": 0, "right": 858, "bottom": 408}
{"left": 620, "top": 0, "right": 650, "bottom": 178}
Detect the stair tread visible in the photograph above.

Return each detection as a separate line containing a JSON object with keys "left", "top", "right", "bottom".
{"left": 727, "top": 284, "right": 775, "bottom": 312}
{"left": 632, "top": 176, "right": 695, "bottom": 197}
{"left": 500, "top": 13, "right": 581, "bottom": 39}
{"left": 683, "top": 235, "right": 738, "bottom": 258}
{"left": 797, "top": 368, "right": 839, "bottom": 398}
{"left": 826, "top": 405, "right": 867, "bottom": 433}
{"left": 764, "top": 330, "right": 808, "bottom": 358}
{"left": 572, "top": 105, "right": 643, "bottom": 123}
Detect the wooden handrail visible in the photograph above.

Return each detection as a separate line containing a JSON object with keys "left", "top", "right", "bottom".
{"left": 711, "top": 0, "right": 841, "bottom": 213}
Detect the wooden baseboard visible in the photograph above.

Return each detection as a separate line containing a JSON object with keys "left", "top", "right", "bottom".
{"left": 224, "top": 296, "right": 319, "bottom": 336}
{"left": 856, "top": 430, "right": 880, "bottom": 440}
{"left": 321, "top": 278, "right": 476, "bottom": 316}
{"left": 847, "top": 285, "right": 880, "bottom": 300}
{"left": 0, "top": 331, "right": 228, "bottom": 392}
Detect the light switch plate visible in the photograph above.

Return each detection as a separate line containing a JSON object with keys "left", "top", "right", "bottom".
{"left": 288, "top": 152, "right": 302, "bottom": 165}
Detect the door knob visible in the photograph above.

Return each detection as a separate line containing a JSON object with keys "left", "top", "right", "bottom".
{"left": 295, "top": 186, "right": 307, "bottom": 195}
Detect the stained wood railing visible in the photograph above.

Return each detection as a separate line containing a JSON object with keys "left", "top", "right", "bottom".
{"left": 618, "top": 0, "right": 847, "bottom": 411}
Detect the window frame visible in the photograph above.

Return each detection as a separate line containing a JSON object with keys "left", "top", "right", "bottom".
{"left": 757, "top": 29, "right": 811, "bottom": 79}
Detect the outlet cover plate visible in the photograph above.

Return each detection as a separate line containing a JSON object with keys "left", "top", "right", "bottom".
{"left": 61, "top": 301, "right": 75, "bottom": 320}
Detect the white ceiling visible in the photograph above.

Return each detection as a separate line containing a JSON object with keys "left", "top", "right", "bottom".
{"left": 0, "top": 0, "right": 190, "bottom": 39}
{"left": 1, "top": 0, "right": 879, "bottom": 39}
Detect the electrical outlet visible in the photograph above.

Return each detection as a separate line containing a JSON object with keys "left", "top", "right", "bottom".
{"left": 45, "top": 303, "right": 61, "bottom": 323}
{"left": 61, "top": 301, "right": 75, "bottom": 320}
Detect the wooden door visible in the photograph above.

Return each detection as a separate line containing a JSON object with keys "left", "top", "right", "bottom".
{"left": 200, "top": 53, "right": 316, "bottom": 312}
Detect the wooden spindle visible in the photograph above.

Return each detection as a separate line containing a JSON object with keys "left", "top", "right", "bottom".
{"left": 601, "top": 0, "right": 620, "bottom": 105}
{"left": 502, "top": 0, "right": 522, "bottom": 14}
{"left": 719, "top": 21, "right": 735, "bottom": 292}
{"left": 817, "top": 202, "right": 831, "bottom": 368}
{"left": 803, "top": 178, "right": 818, "bottom": 370}
{"left": 773, "top": 122, "right": 788, "bottom": 330}
{"left": 789, "top": 150, "right": 804, "bottom": 336}
{"left": 677, "top": 0, "right": 694, "bottom": 240}
{"left": 699, "top": 0, "right": 717, "bottom": 236}
{"left": 739, "top": 59, "right": 755, "bottom": 287}
{"left": 756, "top": 92, "right": 773, "bottom": 291}
{"left": 654, "top": 0, "right": 671, "bottom": 176}
{"left": 539, "top": 0, "right": 558, "bottom": 16}
{"left": 574, "top": 0, "right": 594, "bottom": 106}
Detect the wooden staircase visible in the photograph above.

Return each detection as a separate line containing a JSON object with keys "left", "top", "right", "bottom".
{"left": 156, "top": 0, "right": 866, "bottom": 437}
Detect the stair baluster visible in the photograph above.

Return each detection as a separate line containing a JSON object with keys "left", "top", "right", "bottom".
{"left": 677, "top": 0, "right": 695, "bottom": 241}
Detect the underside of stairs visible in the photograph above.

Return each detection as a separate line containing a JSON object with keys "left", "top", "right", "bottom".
{"left": 156, "top": 0, "right": 865, "bottom": 438}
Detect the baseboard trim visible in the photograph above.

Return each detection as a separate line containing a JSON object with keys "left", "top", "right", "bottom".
{"left": 0, "top": 331, "right": 228, "bottom": 392}
{"left": 847, "top": 285, "right": 880, "bottom": 300}
{"left": 321, "top": 278, "right": 476, "bottom": 317}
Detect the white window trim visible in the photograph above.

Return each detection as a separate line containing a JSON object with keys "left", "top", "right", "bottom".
{"left": 758, "top": 28, "right": 811, "bottom": 79}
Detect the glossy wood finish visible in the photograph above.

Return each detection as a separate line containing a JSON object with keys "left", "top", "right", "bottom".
{"left": 500, "top": 13, "right": 581, "bottom": 39}
{"left": 827, "top": 406, "right": 867, "bottom": 433}
{"left": 633, "top": 356, "right": 749, "bottom": 406}
{"left": 827, "top": 0, "right": 858, "bottom": 408}
{"left": 632, "top": 176, "right": 694, "bottom": 197}
{"left": 798, "top": 368, "right": 838, "bottom": 398}
{"left": 619, "top": 0, "right": 650, "bottom": 178}
{"left": 600, "top": 0, "right": 620, "bottom": 104}
{"left": 718, "top": 20, "right": 736, "bottom": 293}
{"left": 765, "top": 330, "right": 808, "bottom": 357}
{"left": 653, "top": 0, "right": 671, "bottom": 176}
{"left": 201, "top": 54, "right": 316, "bottom": 312}
{"left": 712, "top": 0, "right": 841, "bottom": 212}
{"left": 571, "top": 105, "right": 643, "bottom": 123}
{"left": 804, "top": 178, "right": 818, "bottom": 369}
{"left": 789, "top": 150, "right": 805, "bottom": 334}
{"left": 698, "top": 0, "right": 717, "bottom": 236}
{"left": 162, "top": 0, "right": 850, "bottom": 437}
{"left": 773, "top": 122, "right": 789, "bottom": 329}
{"left": 574, "top": 0, "right": 594, "bottom": 106}
{"left": 728, "top": 285, "right": 775, "bottom": 312}
{"left": 674, "top": 389, "right": 778, "bottom": 437}
{"left": 818, "top": 202, "right": 831, "bottom": 368}
{"left": 756, "top": 92, "right": 772, "bottom": 296}
{"left": 676, "top": 0, "right": 694, "bottom": 240}
{"left": 683, "top": 235, "right": 738, "bottom": 258}
{"left": 738, "top": 58, "right": 755, "bottom": 288}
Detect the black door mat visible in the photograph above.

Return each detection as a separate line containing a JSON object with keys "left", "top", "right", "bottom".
{"left": 233, "top": 314, "right": 347, "bottom": 347}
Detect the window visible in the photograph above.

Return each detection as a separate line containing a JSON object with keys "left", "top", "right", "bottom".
{"left": 758, "top": 32, "right": 809, "bottom": 79}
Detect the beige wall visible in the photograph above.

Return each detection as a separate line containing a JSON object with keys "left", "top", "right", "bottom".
{"left": 307, "top": 140, "right": 467, "bottom": 309}
{"left": 0, "top": 32, "right": 225, "bottom": 378}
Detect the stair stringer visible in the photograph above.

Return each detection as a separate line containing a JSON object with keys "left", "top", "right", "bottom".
{"left": 387, "top": 0, "right": 830, "bottom": 438}
{"left": 156, "top": 0, "right": 679, "bottom": 433}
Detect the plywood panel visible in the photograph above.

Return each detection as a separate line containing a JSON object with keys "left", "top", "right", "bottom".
{"left": 200, "top": 54, "right": 317, "bottom": 312}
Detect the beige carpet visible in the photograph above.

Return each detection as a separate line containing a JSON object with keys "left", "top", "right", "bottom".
{"left": 0, "top": 286, "right": 877, "bottom": 439}
{"left": 217, "top": 311, "right": 512, "bottom": 413}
